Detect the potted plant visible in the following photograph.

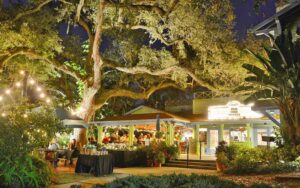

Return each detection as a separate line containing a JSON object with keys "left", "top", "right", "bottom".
{"left": 216, "top": 152, "right": 228, "bottom": 171}
{"left": 155, "top": 151, "right": 165, "bottom": 167}
{"left": 216, "top": 141, "right": 229, "bottom": 172}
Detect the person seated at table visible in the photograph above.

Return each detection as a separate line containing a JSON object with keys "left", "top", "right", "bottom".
{"left": 103, "top": 136, "right": 110, "bottom": 144}
{"left": 67, "top": 139, "right": 80, "bottom": 166}
{"left": 145, "top": 134, "right": 151, "bottom": 146}
{"left": 137, "top": 134, "right": 144, "bottom": 145}
{"left": 110, "top": 133, "right": 118, "bottom": 143}
{"left": 90, "top": 137, "right": 98, "bottom": 146}
{"left": 48, "top": 139, "right": 59, "bottom": 151}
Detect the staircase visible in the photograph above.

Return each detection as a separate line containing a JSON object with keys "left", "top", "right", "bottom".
{"left": 164, "top": 159, "right": 216, "bottom": 170}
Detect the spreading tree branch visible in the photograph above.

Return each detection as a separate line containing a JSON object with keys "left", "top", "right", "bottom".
{"left": 75, "top": 0, "right": 85, "bottom": 21}
{"left": 0, "top": 49, "right": 83, "bottom": 81}
{"left": 107, "top": 0, "right": 166, "bottom": 16}
{"left": 103, "top": 59, "right": 219, "bottom": 92}
{"left": 94, "top": 82, "right": 178, "bottom": 109}
{"left": 13, "top": 0, "right": 72, "bottom": 22}
{"left": 77, "top": 18, "right": 94, "bottom": 65}
{"left": 131, "top": 25, "right": 182, "bottom": 46}
{"left": 91, "top": 0, "right": 106, "bottom": 88}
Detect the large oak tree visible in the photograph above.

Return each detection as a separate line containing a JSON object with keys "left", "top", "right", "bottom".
{"left": 0, "top": 0, "right": 263, "bottom": 144}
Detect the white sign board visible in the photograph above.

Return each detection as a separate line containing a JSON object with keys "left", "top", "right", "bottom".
{"left": 208, "top": 101, "right": 263, "bottom": 120}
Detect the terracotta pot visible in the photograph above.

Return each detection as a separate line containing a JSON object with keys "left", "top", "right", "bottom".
{"left": 153, "top": 161, "right": 161, "bottom": 167}
{"left": 216, "top": 162, "right": 226, "bottom": 172}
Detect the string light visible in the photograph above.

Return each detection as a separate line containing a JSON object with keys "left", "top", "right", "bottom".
{"left": 71, "top": 110, "right": 76, "bottom": 116}
{"left": 0, "top": 73, "right": 53, "bottom": 116}
{"left": 29, "top": 79, "right": 35, "bottom": 85}
{"left": 40, "top": 93, "right": 45, "bottom": 98}
{"left": 15, "top": 82, "right": 21, "bottom": 87}
{"left": 46, "top": 98, "right": 51, "bottom": 103}
{"left": 20, "top": 70, "right": 25, "bottom": 75}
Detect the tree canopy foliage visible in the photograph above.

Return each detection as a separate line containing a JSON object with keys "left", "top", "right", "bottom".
{"left": 0, "top": 0, "right": 269, "bottom": 143}
{"left": 238, "top": 31, "right": 300, "bottom": 147}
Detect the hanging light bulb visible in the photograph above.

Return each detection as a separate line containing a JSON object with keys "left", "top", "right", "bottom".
{"left": 29, "top": 79, "right": 35, "bottom": 85}
{"left": 5, "top": 89, "right": 11, "bottom": 94}
{"left": 1, "top": 113, "right": 6, "bottom": 117}
{"left": 36, "top": 87, "right": 42, "bottom": 92}
{"left": 20, "top": 70, "right": 25, "bottom": 75}
{"left": 0, "top": 96, "right": 3, "bottom": 101}
{"left": 23, "top": 114, "right": 28, "bottom": 118}
{"left": 46, "top": 98, "right": 51, "bottom": 103}
{"left": 40, "top": 93, "right": 45, "bottom": 98}
{"left": 15, "top": 82, "right": 21, "bottom": 87}
{"left": 71, "top": 110, "right": 76, "bottom": 116}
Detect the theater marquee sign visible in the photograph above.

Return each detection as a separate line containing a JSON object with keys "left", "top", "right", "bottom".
{"left": 208, "top": 101, "right": 263, "bottom": 120}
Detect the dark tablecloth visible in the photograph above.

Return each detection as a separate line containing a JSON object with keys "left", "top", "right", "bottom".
{"left": 75, "top": 154, "right": 113, "bottom": 176}
{"left": 108, "top": 150, "right": 147, "bottom": 167}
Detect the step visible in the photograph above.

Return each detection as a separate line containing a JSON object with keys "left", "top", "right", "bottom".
{"left": 167, "top": 161, "right": 216, "bottom": 167}
{"left": 169, "top": 159, "right": 216, "bottom": 163}
{"left": 168, "top": 160, "right": 216, "bottom": 164}
{"left": 163, "top": 163, "right": 216, "bottom": 170}
{"left": 275, "top": 173, "right": 300, "bottom": 182}
{"left": 176, "top": 159, "right": 216, "bottom": 163}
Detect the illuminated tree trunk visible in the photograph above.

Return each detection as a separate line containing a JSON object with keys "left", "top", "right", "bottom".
{"left": 76, "top": 87, "right": 100, "bottom": 147}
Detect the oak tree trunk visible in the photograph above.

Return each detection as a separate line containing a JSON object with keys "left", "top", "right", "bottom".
{"left": 75, "top": 87, "right": 100, "bottom": 147}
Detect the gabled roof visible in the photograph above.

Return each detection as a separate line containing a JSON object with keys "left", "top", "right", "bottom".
{"left": 125, "top": 105, "right": 163, "bottom": 115}
{"left": 250, "top": 2, "right": 300, "bottom": 35}
{"left": 92, "top": 105, "right": 190, "bottom": 126}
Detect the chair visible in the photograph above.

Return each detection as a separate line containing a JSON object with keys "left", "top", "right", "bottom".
{"left": 58, "top": 158, "right": 67, "bottom": 166}
{"left": 69, "top": 157, "right": 78, "bottom": 168}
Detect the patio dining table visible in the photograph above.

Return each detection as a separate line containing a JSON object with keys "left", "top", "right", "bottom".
{"left": 75, "top": 154, "right": 114, "bottom": 176}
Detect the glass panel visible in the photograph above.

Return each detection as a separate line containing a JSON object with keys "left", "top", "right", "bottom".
{"left": 210, "top": 130, "right": 219, "bottom": 148}
{"left": 230, "top": 127, "right": 247, "bottom": 142}
{"left": 257, "top": 129, "right": 268, "bottom": 146}
{"left": 224, "top": 130, "right": 230, "bottom": 144}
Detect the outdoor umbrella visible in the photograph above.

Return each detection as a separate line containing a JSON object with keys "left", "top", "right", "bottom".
{"left": 55, "top": 107, "right": 89, "bottom": 129}
{"left": 156, "top": 114, "right": 160, "bottom": 132}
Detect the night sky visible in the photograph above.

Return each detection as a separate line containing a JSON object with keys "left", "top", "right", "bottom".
{"left": 4, "top": 0, "right": 277, "bottom": 41}
{"left": 232, "top": 0, "right": 276, "bottom": 40}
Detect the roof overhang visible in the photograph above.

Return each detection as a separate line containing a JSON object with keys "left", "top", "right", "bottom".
{"left": 188, "top": 119, "right": 276, "bottom": 127}
{"left": 62, "top": 119, "right": 89, "bottom": 129}
{"left": 249, "top": 2, "right": 300, "bottom": 36}
{"left": 91, "top": 118, "right": 189, "bottom": 127}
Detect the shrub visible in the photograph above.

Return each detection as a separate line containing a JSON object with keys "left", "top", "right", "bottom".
{"left": 216, "top": 141, "right": 300, "bottom": 174}
{"left": 0, "top": 104, "right": 64, "bottom": 187}
{"left": 90, "top": 174, "right": 273, "bottom": 188}
{"left": 0, "top": 155, "right": 52, "bottom": 188}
